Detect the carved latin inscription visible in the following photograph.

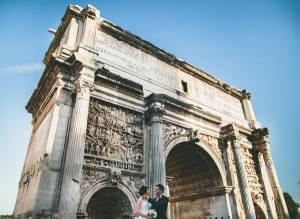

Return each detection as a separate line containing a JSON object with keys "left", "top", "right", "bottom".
{"left": 95, "top": 31, "right": 179, "bottom": 89}
{"left": 95, "top": 30, "right": 245, "bottom": 119}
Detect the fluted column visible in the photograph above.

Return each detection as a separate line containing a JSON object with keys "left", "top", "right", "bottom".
{"left": 221, "top": 137, "right": 243, "bottom": 219}
{"left": 58, "top": 79, "right": 93, "bottom": 219}
{"left": 146, "top": 94, "right": 166, "bottom": 196}
{"left": 252, "top": 128, "right": 289, "bottom": 219}
{"left": 223, "top": 124, "right": 256, "bottom": 219}
{"left": 256, "top": 150, "right": 278, "bottom": 219}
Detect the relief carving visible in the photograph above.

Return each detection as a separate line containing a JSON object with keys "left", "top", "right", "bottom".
{"left": 200, "top": 134, "right": 220, "bottom": 151}
{"left": 242, "top": 146, "right": 264, "bottom": 195}
{"left": 162, "top": 121, "right": 187, "bottom": 147}
{"left": 19, "top": 157, "right": 43, "bottom": 188}
{"left": 81, "top": 167, "right": 108, "bottom": 193}
{"left": 121, "top": 175, "right": 145, "bottom": 195}
{"left": 84, "top": 98, "right": 144, "bottom": 173}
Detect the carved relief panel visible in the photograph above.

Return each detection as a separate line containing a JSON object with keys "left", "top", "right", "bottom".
{"left": 84, "top": 98, "right": 144, "bottom": 173}
{"left": 240, "top": 135, "right": 265, "bottom": 205}
{"left": 162, "top": 121, "right": 188, "bottom": 147}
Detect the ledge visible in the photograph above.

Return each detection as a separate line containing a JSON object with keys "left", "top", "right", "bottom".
{"left": 95, "top": 67, "right": 143, "bottom": 97}
{"left": 145, "top": 93, "right": 222, "bottom": 125}
{"left": 169, "top": 186, "right": 233, "bottom": 203}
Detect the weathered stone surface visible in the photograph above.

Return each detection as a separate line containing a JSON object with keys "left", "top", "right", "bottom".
{"left": 13, "top": 4, "right": 289, "bottom": 219}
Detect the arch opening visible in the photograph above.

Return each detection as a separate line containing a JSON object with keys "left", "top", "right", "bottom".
{"left": 86, "top": 187, "right": 132, "bottom": 219}
{"left": 166, "top": 142, "right": 230, "bottom": 219}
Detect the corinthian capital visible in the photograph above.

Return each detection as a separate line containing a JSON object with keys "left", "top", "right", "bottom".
{"left": 221, "top": 123, "right": 240, "bottom": 141}
{"left": 148, "top": 101, "right": 166, "bottom": 116}
{"left": 145, "top": 93, "right": 166, "bottom": 124}
{"left": 74, "top": 80, "right": 94, "bottom": 100}
{"left": 252, "top": 128, "right": 269, "bottom": 141}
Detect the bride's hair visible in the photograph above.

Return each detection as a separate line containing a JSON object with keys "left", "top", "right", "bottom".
{"left": 138, "top": 186, "right": 149, "bottom": 196}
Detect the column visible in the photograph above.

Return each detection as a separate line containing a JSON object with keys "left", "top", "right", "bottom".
{"left": 225, "top": 188, "right": 234, "bottom": 219}
{"left": 224, "top": 124, "right": 256, "bottom": 219}
{"left": 252, "top": 128, "right": 289, "bottom": 219}
{"left": 58, "top": 79, "right": 92, "bottom": 219}
{"left": 221, "top": 137, "right": 243, "bottom": 219}
{"left": 146, "top": 94, "right": 166, "bottom": 196}
{"left": 256, "top": 150, "right": 278, "bottom": 219}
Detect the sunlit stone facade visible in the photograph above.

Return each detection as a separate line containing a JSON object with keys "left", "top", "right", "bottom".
{"left": 13, "top": 4, "right": 289, "bottom": 219}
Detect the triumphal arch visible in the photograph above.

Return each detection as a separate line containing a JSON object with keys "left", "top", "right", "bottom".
{"left": 13, "top": 4, "right": 289, "bottom": 219}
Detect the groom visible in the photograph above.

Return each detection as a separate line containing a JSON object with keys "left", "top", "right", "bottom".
{"left": 148, "top": 184, "right": 169, "bottom": 219}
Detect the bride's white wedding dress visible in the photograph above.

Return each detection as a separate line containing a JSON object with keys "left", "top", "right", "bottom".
{"left": 138, "top": 199, "right": 152, "bottom": 219}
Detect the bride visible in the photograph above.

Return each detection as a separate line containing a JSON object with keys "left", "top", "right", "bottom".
{"left": 133, "top": 186, "right": 153, "bottom": 219}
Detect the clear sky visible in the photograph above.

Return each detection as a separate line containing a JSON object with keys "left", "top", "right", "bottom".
{"left": 0, "top": 0, "right": 299, "bottom": 215}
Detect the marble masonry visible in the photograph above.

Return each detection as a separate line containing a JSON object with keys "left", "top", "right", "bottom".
{"left": 13, "top": 4, "right": 289, "bottom": 219}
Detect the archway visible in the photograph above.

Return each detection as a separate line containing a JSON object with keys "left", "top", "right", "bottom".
{"left": 166, "top": 142, "right": 230, "bottom": 219}
{"left": 86, "top": 187, "right": 132, "bottom": 219}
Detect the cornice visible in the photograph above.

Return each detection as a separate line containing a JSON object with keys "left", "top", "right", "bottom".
{"left": 94, "top": 67, "right": 143, "bottom": 97}
{"left": 145, "top": 93, "right": 222, "bottom": 125}
{"left": 43, "top": 5, "right": 84, "bottom": 66}
{"left": 26, "top": 57, "right": 71, "bottom": 118}
{"left": 100, "top": 19, "right": 246, "bottom": 100}
{"left": 43, "top": 4, "right": 250, "bottom": 101}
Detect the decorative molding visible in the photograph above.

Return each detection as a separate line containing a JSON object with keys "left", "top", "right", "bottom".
{"left": 26, "top": 58, "right": 70, "bottom": 119}
{"left": 145, "top": 93, "right": 221, "bottom": 125}
{"left": 44, "top": 5, "right": 83, "bottom": 65}
{"left": 169, "top": 186, "right": 233, "bottom": 203}
{"left": 95, "top": 67, "right": 143, "bottom": 97}
{"left": 99, "top": 20, "right": 247, "bottom": 100}
{"left": 162, "top": 121, "right": 188, "bottom": 148}
{"left": 221, "top": 123, "right": 240, "bottom": 142}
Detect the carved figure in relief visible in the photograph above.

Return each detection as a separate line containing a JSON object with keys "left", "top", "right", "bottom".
{"left": 85, "top": 99, "right": 144, "bottom": 171}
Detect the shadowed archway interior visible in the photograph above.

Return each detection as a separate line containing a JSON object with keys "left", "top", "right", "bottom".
{"left": 166, "top": 142, "right": 228, "bottom": 219}
{"left": 86, "top": 187, "right": 132, "bottom": 219}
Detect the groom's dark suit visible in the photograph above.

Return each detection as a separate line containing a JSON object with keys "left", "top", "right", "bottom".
{"left": 149, "top": 195, "right": 169, "bottom": 219}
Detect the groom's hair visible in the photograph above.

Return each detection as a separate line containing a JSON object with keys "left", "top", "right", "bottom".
{"left": 156, "top": 184, "right": 164, "bottom": 193}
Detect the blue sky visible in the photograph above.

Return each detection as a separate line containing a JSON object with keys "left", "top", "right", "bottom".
{"left": 0, "top": 0, "right": 299, "bottom": 215}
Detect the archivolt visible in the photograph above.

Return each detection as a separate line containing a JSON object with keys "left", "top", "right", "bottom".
{"left": 164, "top": 134, "right": 227, "bottom": 186}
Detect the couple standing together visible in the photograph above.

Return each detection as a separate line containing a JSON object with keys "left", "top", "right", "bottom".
{"left": 133, "top": 184, "right": 169, "bottom": 219}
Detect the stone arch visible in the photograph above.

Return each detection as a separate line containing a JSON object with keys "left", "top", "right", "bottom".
{"left": 164, "top": 135, "right": 227, "bottom": 186}
{"left": 165, "top": 136, "right": 231, "bottom": 219}
{"left": 78, "top": 180, "right": 137, "bottom": 216}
